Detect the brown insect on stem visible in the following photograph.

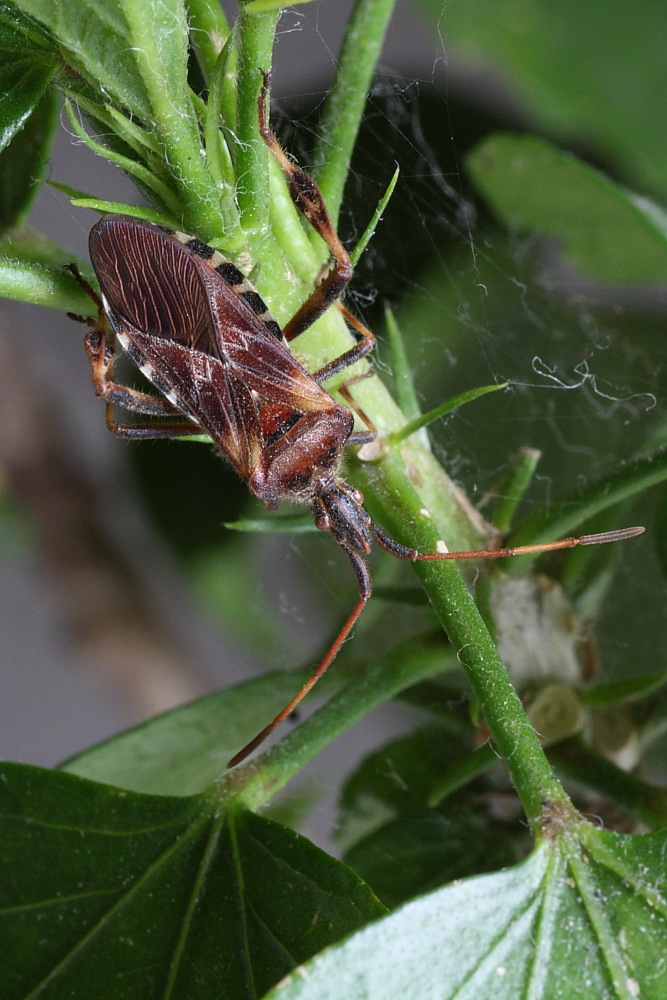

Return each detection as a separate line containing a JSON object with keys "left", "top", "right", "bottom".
{"left": 71, "top": 73, "right": 644, "bottom": 769}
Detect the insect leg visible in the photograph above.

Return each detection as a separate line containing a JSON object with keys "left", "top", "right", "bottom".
{"left": 68, "top": 261, "right": 191, "bottom": 422}
{"left": 258, "top": 74, "right": 353, "bottom": 342}
{"left": 311, "top": 301, "right": 376, "bottom": 382}
{"left": 65, "top": 261, "right": 103, "bottom": 312}
{"left": 227, "top": 548, "right": 372, "bottom": 767}
{"left": 83, "top": 315, "right": 203, "bottom": 441}
{"left": 105, "top": 418, "right": 204, "bottom": 441}
{"left": 84, "top": 327, "right": 189, "bottom": 420}
{"left": 338, "top": 372, "right": 377, "bottom": 444}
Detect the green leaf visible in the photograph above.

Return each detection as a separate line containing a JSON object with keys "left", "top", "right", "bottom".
{"left": 345, "top": 810, "right": 516, "bottom": 909}
{"left": 0, "top": 86, "right": 58, "bottom": 230}
{"left": 349, "top": 165, "right": 400, "bottom": 268}
{"left": 63, "top": 101, "right": 182, "bottom": 216}
{"left": 0, "top": 762, "right": 386, "bottom": 999}
{"left": 389, "top": 381, "right": 509, "bottom": 445}
{"left": 0, "top": 1, "right": 56, "bottom": 153}
{"left": 383, "top": 307, "right": 425, "bottom": 441}
{"left": 0, "top": 225, "right": 86, "bottom": 269}
{"left": 244, "top": 0, "right": 316, "bottom": 10}
{"left": 267, "top": 824, "right": 667, "bottom": 1000}
{"left": 508, "top": 446, "right": 667, "bottom": 556}
{"left": 581, "top": 673, "right": 667, "bottom": 708}
{"left": 337, "top": 727, "right": 474, "bottom": 849}
{"left": 549, "top": 737, "right": 667, "bottom": 830}
{"left": 0, "top": 252, "right": 94, "bottom": 312}
{"left": 467, "top": 134, "right": 667, "bottom": 284}
{"left": 186, "top": 0, "right": 230, "bottom": 81}
{"left": 62, "top": 672, "right": 311, "bottom": 795}
{"left": 424, "top": 0, "right": 667, "bottom": 201}
{"left": 224, "top": 513, "right": 316, "bottom": 534}
{"left": 15, "top": 0, "right": 152, "bottom": 119}
{"left": 43, "top": 178, "right": 180, "bottom": 227}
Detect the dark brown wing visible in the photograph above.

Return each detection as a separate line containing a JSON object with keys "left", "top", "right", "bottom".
{"left": 90, "top": 216, "right": 332, "bottom": 411}
{"left": 90, "top": 215, "right": 217, "bottom": 354}
{"left": 127, "top": 328, "right": 264, "bottom": 476}
{"left": 90, "top": 215, "right": 337, "bottom": 475}
{"left": 197, "top": 260, "right": 333, "bottom": 412}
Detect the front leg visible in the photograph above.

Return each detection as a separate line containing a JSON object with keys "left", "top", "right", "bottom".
{"left": 68, "top": 263, "right": 203, "bottom": 441}
{"left": 258, "top": 74, "right": 353, "bottom": 342}
{"left": 84, "top": 327, "right": 189, "bottom": 419}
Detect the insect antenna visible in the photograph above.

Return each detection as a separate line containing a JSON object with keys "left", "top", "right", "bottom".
{"left": 370, "top": 523, "right": 646, "bottom": 562}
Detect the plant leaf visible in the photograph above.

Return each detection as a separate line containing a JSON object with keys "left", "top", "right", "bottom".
{"left": 337, "top": 726, "right": 474, "bottom": 850}
{"left": 389, "top": 381, "right": 508, "bottom": 445}
{"left": 508, "top": 446, "right": 667, "bottom": 556}
{"left": 349, "top": 165, "right": 400, "bottom": 268}
{"left": 62, "top": 672, "right": 312, "bottom": 795}
{"left": 0, "top": 252, "right": 94, "bottom": 312}
{"left": 467, "top": 134, "right": 667, "bottom": 284}
{"left": 0, "top": 762, "right": 386, "bottom": 999}
{"left": 15, "top": 0, "right": 152, "bottom": 119}
{"left": 267, "top": 823, "right": 667, "bottom": 1000}
{"left": 581, "top": 673, "right": 667, "bottom": 708}
{"left": 0, "top": 86, "right": 58, "bottom": 230}
{"left": 0, "top": 1, "right": 56, "bottom": 153}
{"left": 345, "top": 810, "right": 517, "bottom": 909}
{"left": 423, "top": 0, "right": 667, "bottom": 201}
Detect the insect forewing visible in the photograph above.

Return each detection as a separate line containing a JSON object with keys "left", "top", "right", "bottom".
{"left": 89, "top": 215, "right": 335, "bottom": 477}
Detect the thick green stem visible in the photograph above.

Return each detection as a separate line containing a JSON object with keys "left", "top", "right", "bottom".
{"left": 362, "top": 449, "right": 574, "bottom": 830}
{"left": 186, "top": 0, "right": 230, "bottom": 80}
{"left": 310, "top": 0, "right": 398, "bottom": 227}
{"left": 234, "top": 8, "right": 278, "bottom": 252}
{"left": 0, "top": 257, "right": 92, "bottom": 314}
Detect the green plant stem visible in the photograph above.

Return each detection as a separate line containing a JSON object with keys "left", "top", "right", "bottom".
{"left": 226, "top": 433, "right": 573, "bottom": 831}
{"left": 234, "top": 8, "right": 278, "bottom": 251}
{"left": 0, "top": 257, "right": 92, "bottom": 314}
{"left": 549, "top": 736, "right": 667, "bottom": 828}
{"left": 186, "top": 0, "right": 230, "bottom": 80}
{"left": 310, "top": 0, "right": 398, "bottom": 227}
{"left": 360, "top": 449, "right": 577, "bottom": 829}
{"left": 119, "top": 0, "right": 218, "bottom": 235}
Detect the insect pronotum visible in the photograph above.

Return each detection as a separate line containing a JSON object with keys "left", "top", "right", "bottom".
{"left": 70, "top": 76, "right": 644, "bottom": 767}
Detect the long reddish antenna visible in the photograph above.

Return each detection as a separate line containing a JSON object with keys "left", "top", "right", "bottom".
{"left": 371, "top": 524, "right": 645, "bottom": 562}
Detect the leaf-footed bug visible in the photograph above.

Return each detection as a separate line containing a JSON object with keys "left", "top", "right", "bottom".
{"left": 69, "top": 75, "right": 644, "bottom": 767}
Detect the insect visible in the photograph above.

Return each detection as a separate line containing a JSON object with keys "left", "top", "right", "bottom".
{"left": 70, "top": 78, "right": 643, "bottom": 767}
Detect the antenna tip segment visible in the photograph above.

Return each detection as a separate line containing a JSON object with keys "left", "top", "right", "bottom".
{"left": 580, "top": 525, "right": 645, "bottom": 546}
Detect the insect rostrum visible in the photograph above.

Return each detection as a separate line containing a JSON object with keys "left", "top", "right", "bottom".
{"left": 74, "top": 89, "right": 643, "bottom": 768}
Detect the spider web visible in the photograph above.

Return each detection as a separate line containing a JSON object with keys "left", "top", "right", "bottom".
{"left": 266, "top": 4, "right": 666, "bottom": 698}
{"left": 271, "top": 3, "right": 662, "bottom": 506}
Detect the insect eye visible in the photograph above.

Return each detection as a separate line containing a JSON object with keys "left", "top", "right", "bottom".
{"left": 315, "top": 514, "right": 330, "bottom": 532}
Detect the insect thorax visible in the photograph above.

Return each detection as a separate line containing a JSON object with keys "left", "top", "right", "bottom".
{"left": 249, "top": 404, "right": 354, "bottom": 509}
